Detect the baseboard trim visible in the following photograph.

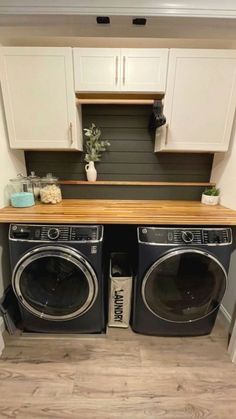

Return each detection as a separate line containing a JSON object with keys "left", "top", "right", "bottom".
{"left": 0, "top": 316, "right": 5, "bottom": 333}
{"left": 0, "top": 317, "right": 5, "bottom": 356}
{"left": 219, "top": 304, "right": 232, "bottom": 331}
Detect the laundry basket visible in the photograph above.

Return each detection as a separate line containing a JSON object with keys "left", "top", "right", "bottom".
{"left": 108, "top": 253, "right": 133, "bottom": 328}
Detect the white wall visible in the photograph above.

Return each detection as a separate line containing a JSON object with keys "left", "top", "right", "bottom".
{"left": 0, "top": 93, "right": 26, "bottom": 210}
{"left": 0, "top": 90, "right": 25, "bottom": 299}
{"left": 211, "top": 123, "right": 236, "bottom": 209}
{"left": 211, "top": 124, "right": 236, "bottom": 324}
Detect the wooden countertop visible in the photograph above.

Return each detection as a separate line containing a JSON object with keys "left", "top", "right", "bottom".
{"left": 0, "top": 199, "right": 236, "bottom": 225}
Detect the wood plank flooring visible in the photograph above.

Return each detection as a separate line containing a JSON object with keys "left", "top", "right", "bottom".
{"left": 0, "top": 320, "right": 235, "bottom": 419}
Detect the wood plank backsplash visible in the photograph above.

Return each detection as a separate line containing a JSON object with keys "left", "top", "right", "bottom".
{"left": 25, "top": 105, "right": 213, "bottom": 200}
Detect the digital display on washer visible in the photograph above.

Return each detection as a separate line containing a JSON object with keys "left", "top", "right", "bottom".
{"left": 139, "top": 228, "right": 171, "bottom": 244}
{"left": 70, "top": 227, "right": 98, "bottom": 241}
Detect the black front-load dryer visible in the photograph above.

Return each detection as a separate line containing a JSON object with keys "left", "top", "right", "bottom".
{"left": 9, "top": 224, "right": 105, "bottom": 333}
{"left": 131, "top": 227, "right": 233, "bottom": 336}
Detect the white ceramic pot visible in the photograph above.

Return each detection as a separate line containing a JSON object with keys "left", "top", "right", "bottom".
{"left": 201, "top": 193, "right": 220, "bottom": 205}
{"left": 85, "top": 161, "right": 97, "bottom": 182}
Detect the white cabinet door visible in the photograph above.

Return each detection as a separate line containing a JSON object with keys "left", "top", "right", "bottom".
{"left": 73, "top": 48, "right": 168, "bottom": 93}
{"left": 120, "top": 49, "right": 168, "bottom": 92}
{"left": 0, "top": 47, "right": 82, "bottom": 150}
{"left": 73, "top": 48, "right": 120, "bottom": 92}
{"left": 155, "top": 49, "right": 236, "bottom": 152}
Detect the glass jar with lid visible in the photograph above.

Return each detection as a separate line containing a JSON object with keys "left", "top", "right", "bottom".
{"left": 40, "top": 173, "right": 62, "bottom": 204}
{"left": 27, "top": 171, "right": 41, "bottom": 200}
{"left": 8, "top": 174, "right": 35, "bottom": 207}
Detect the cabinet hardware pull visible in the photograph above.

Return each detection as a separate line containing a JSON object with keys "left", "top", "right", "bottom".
{"left": 123, "top": 56, "right": 126, "bottom": 84}
{"left": 165, "top": 124, "right": 169, "bottom": 145}
{"left": 115, "top": 56, "right": 118, "bottom": 84}
{"left": 69, "top": 122, "right": 73, "bottom": 145}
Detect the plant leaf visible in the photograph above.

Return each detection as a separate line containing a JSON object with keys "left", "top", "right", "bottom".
{"left": 83, "top": 123, "right": 110, "bottom": 162}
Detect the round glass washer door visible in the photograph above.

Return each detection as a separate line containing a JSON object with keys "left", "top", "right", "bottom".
{"left": 12, "top": 246, "right": 98, "bottom": 321}
{"left": 142, "top": 249, "right": 227, "bottom": 323}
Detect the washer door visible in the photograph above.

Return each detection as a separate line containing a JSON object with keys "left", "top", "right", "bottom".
{"left": 142, "top": 249, "right": 227, "bottom": 323}
{"left": 12, "top": 246, "right": 98, "bottom": 321}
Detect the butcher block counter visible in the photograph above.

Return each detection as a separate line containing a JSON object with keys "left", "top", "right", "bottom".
{"left": 0, "top": 199, "right": 236, "bottom": 225}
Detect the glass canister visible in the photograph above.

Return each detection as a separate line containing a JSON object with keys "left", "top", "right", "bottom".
{"left": 40, "top": 173, "right": 62, "bottom": 204}
{"left": 8, "top": 174, "right": 35, "bottom": 207}
{"left": 27, "top": 171, "right": 41, "bottom": 200}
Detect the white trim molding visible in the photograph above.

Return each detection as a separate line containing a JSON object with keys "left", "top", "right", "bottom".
{"left": 0, "top": 317, "right": 5, "bottom": 356}
{"left": 1, "top": 1, "right": 236, "bottom": 18}
{"left": 228, "top": 319, "right": 236, "bottom": 363}
{"left": 0, "top": 317, "right": 4, "bottom": 334}
{"left": 219, "top": 304, "right": 232, "bottom": 329}
{"left": 219, "top": 305, "right": 236, "bottom": 364}
{"left": 0, "top": 335, "right": 4, "bottom": 356}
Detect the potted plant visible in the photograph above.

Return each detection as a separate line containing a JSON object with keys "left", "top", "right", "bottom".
{"left": 201, "top": 186, "right": 220, "bottom": 205}
{"left": 84, "top": 123, "right": 110, "bottom": 181}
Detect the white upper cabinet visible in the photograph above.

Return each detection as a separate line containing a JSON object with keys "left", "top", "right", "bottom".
{"left": 120, "top": 49, "right": 168, "bottom": 92}
{"left": 155, "top": 49, "right": 236, "bottom": 152}
{"left": 73, "top": 48, "right": 169, "bottom": 93}
{"left": 0, "top": 47, "right": 82, "bottom": 150}
{"left": 73, "top": 48, "right": 120, "bottom": 92}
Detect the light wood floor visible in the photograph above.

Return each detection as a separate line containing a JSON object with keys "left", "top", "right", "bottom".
{"left": 0, "top": 320, "right": 236, "bottom": 419}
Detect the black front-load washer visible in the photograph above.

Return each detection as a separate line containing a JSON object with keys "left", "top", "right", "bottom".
{"left": 9, "top": 224, "right": 105, "bottom": 333}
{"left": 131, "top": 227, "right": 232, "bottom": 336}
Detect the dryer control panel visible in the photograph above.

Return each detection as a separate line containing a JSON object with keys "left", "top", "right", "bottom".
{"left": 138, "top": 227, "right": 232, "bottom": 246}
{"left": 9, "top": 224, "right": 103, "bottom": 242}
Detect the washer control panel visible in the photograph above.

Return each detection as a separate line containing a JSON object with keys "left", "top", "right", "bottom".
{"left": 9, "top": 224, "right": 102, "bottom": 242}
{"left": 138, "top": 227, "right": 232, "bottom": 246}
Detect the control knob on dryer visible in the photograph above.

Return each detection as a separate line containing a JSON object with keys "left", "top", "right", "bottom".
{"left": 181, "top": 230, "right": 194, "bottom": 243}
{"left": 47, "top": 227, "right": 60, "bottom": 240}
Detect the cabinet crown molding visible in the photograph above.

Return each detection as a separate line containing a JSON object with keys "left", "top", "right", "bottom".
{"left": 1, "top": 1, "right": 236, "bottom": 18}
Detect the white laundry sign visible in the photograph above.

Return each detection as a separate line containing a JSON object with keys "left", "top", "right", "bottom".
{"left": 108, "top": 276, "right": 132, "bottom": 328}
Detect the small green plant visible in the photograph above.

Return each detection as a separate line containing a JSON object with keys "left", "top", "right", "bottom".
{"left": 84, "top": 123, "right": 110, "bottom": 162}
{"left": 203, "top": 186, "right": 220, "bottom": 196}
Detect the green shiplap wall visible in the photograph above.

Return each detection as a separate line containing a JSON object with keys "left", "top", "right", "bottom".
{"left": 25, "top": 105, "right": 213, "bottom": 200}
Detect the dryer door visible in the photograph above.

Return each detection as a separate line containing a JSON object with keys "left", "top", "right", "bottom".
{"left": 142, "top": 249, "right": 227, "bottom": 323}
{"left": 12, "top": 246, "right": 98, "bottom": 321}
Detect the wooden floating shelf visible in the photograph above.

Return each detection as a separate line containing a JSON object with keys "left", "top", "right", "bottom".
{"left": 59, "top": 181, "right": 215, "bottom": 187}
{"left": 75, "top": 92, "right": 164, "bottom": 105}
{"left": 76, "top": 92, "right": 164, "bottom": 100}
{"left": 76, "top": 98, "right": 155, "bottom": 105}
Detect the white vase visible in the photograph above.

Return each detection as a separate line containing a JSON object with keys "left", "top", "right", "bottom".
{"left": 85, "top": 161, "right": 97, "bottom": 182}
{"left": 201, "top": 194, "right": 220, "bottom": 205}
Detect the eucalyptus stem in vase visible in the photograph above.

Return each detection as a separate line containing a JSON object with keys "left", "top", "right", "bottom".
{"left": 84, "top": 123, "right": 110, "bottom": 181}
